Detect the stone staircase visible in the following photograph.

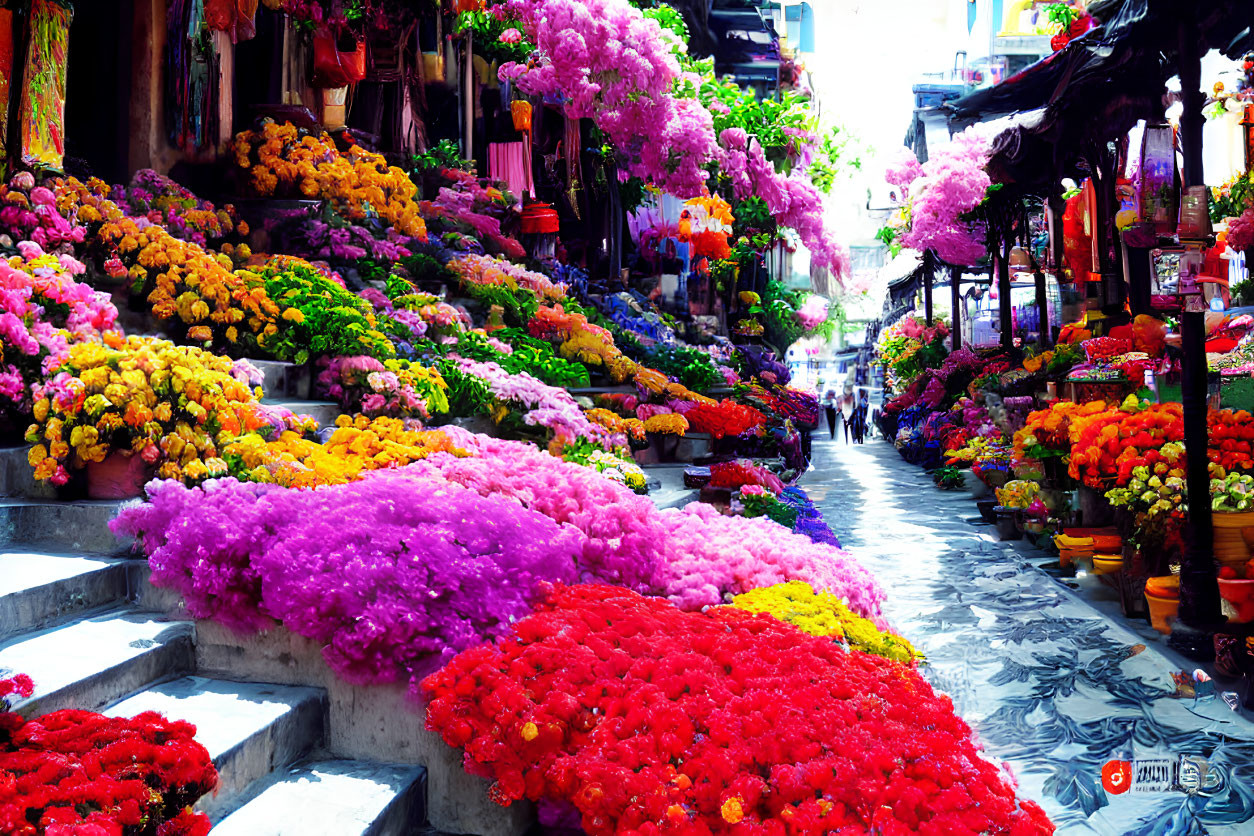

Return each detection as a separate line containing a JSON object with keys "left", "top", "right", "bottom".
{"left": 0, "top": 360, "right": 450, "bottom": 836}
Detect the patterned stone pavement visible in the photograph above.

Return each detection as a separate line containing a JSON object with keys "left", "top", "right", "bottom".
{"left": 805, "top": 436, "right": 1254, "bottom": 835}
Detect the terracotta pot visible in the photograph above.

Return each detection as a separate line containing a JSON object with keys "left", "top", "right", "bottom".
{"left": 1218, "top": 578, "right": 1254, "bottom": 624}
{"left": 86, "top": 452, "right": 151, "bottom": 500}
{"left": 1214, "top": 511, "right": 1254, "bottom": 566}
{"left": 1144, "top": 590, "right": 1179, "bottom": 634}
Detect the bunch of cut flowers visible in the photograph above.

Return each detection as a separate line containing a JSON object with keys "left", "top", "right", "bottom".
{"left": 316, "top": 355, "right": 448, "bottom": 419}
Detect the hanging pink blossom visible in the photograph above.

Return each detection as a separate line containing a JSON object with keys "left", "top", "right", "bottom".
{"left": 900, "top": 127, "right": 993, "bottom": 267}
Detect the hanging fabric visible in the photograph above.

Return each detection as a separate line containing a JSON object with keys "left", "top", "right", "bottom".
{"left": 0, "top": 8, "right": 14, "bottom": 165}
{"left": 166, "top": 0, "right": 220, "bottom": 153}
{"left": 20, "top": 0, "right": 73, "bottom": 168}
{"left": 206, "top": 0, "right": 259, "bottom": 44}
{"left": 564, "top": 114, "right": 581, "bottom": 220}
{"left": 488, "top": 141, "right": 533, "bottom": 201}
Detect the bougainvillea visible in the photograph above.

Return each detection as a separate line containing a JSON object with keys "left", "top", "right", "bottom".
{"left": 423, "top": 584, "right": 1053, "bottom": 835}
{"left": 900, "top": 127, "right": 993, "bottom": 266}
{"left": 499, "top": 0, "right": 716, "bottom": 196}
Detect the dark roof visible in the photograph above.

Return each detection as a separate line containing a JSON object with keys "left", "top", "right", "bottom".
{"left": 945, "top": 0, "right": 1254, "bottom": 190}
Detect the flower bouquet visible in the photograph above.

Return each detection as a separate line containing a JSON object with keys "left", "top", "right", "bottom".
{"left": 231, "top": 122, "right": 427, "bottom": 239}
{"left": 237, "top": 257, "right": 397, "bottom": 362}
{"left": 0, "top": 246, "right": 119, "bottom": 433}
{"left": 222, "top": 414, "right": 465, "bottom": 488}
{"left": 111, "top": 168, "right": 246, "bottom": 248}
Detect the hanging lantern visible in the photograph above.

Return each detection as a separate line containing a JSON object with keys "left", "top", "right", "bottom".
{"left": 510, "top": 100, "right": 532, "bottom": 133}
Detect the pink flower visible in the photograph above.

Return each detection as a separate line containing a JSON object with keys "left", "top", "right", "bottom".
{"left": 499, "top": 27, "right": 522, "bottom": 44}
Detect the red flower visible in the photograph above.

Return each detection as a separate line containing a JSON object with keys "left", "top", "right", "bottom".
{"left": 423, "top": 584, "right": 1054, "bottom": 835}
{"left": 0, "top": 700, "right": 217, "bottom": 836}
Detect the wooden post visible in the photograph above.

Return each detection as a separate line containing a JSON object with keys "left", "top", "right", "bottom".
{"left": 950, "top": 264, "right": 962, "bottom": 350}
{"left": 463, "top": 31, "right": 473, "bottom": 164}
{"left": 1034, "top": 265, "right": 1049, "bottom": 348}
{"left": 997, "top": 241, "right": 1013, "bottom": 351}
{"left": 923, "top": 251, "right": 934, "bottom": 325}
{"left": 1176, "top": 14, "right": 1222, "bottom": 631}
{"left": 1179, "top": 310, "right": 1221, "bottom": 627}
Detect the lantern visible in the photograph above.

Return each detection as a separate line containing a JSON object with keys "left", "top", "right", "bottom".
{"left": 510, "top": 100, "right": 532, "bottom": 133}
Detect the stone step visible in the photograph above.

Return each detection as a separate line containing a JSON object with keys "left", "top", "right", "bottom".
{"left": 0, "top": 498, "right": 130, "bottom": 553}
{"left": 211, "top": 760, "right": 427, "bottom": 836}
{"left": 104, "top": 676, "right": 325, "bottom": 818}
{"left": 262, "top": 399, "right": 342, "bottom": 429}
{"left": 0, "top": 445, "right": 55, "bottom": 499}
{"left": 0, "top": 608, "right": 193, "bottom": 717}
{"left": 250, "top": 359, "right": 315, "bottom": 400}
{"left": 0, "top": 551, "right": 130, "bottom": 643}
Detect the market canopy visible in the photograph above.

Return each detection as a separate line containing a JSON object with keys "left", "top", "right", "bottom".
{"left": 946, "top": 0, "right": 1254, "bottom": 190}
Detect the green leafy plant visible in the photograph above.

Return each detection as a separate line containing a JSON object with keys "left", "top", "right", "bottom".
{"left": 932, "top": 465, "right": 967, "bottom": 490}
{"left": 455, "top": 10, "right": 534, "bottom": 64}
{"left": 410, "top": 140, "right": 472, "bottom": 175}
{"left": 808, "top": 126, "right": 865, "bottom": 194}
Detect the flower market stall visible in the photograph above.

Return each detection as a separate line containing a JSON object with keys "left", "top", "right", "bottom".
{"left": 871, "top": 0, "right": 1254, "bottom": 715}
{"left": 0, "top": 0, "right": 1068, "bottom": 834}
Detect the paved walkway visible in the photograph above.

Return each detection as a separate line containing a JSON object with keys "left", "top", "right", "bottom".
{"left": 804, "top": 436, "right": 1254, "bottom": 835}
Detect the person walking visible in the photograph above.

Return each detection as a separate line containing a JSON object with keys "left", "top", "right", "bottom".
{"left": 840, "top": 382, "right": 856, "bottom": 444}
{"left": 823, "top": 389, "right": 838, "bottom": 439}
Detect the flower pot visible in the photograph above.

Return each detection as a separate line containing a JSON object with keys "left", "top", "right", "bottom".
{"left": 993, "top": 507, "right": 1021, "bottom": 541}
{"left": 976, "top": 499, "right": 996, "bottom": 523}
{"left": 1091, "top": 554, "right": 1124, "bottom": 576}
{"left": 963, "top": 469, "right": 988, "bottom": 498}
{"left": 1214, "top": 511, "right": 1254, "bottom": 566}
{"left": 1144, "top": 589, "right": 1179, "bottom": 634}
{"left": 1218, "top": 578, "right": 1254, "bottom": 624}
{"left": 86, "top": 453, "right": 151, "bottom": 500}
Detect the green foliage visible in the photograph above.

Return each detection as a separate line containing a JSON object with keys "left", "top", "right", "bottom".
{"left": 680, "top": 58, "right": 817, "bottom": 175}
{"left": 410, "top": 140, "right": 472, "bottom": 175}
{"left": 618, "top": 176, "right": 651, "bottom": 214}
{"left": 876, "top": 225, "right": 902, "bottom": 258}
{"left": 453, "top": 329, "right": 591, "bottom": 388}
{"left": 739, "top": 490, "right": 800, "bottom": 528}
{"left": 455, "top": 10, "right": 534, "bottom": 64}
{"left": 642, "top": 343, "right": 725, "bottom": 394}
{"left": 643, "top": 4, "right": 689, "bottom": 47}
{"left": 1210, "top": 172, "right": 1254, "bottom": 224}
{"left": 252, "top": 263, "right": 395, "bottom": 363}
{"left": 1232, "top": 277, "right": 1254, "bottom": 306}
{"left": 435, "top": 357, "right": 493, "bottom": 417}
{"left": 932, "top": 465, "right": 967, "bottom": 490}
{"left": 807, "top": 126, "right": 865, "bottom": 194}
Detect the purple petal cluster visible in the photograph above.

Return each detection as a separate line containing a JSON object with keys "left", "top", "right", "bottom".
{"left": 112, "top": 469, "right": 583, "bottom": 683}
